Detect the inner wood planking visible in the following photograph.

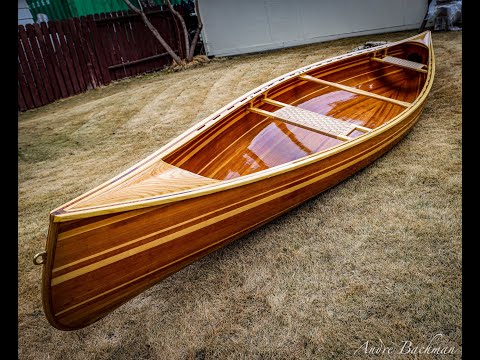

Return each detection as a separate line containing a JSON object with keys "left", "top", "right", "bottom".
{"left": 164, "top": 58, "right": 426, "bottom": 180}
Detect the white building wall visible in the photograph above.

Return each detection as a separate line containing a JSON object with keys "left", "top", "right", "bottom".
{"left": 18, "top": 0, "right": 34, "bottom": 25}
{"left": 198, "top": 0, "right": 427, "bottom": 57}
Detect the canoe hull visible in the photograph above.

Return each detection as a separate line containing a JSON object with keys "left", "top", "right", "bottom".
{"left": 43, "top": 103, "right": 425, "bottom": 330}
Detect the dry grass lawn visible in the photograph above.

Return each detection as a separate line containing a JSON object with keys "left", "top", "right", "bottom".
{"left": 18, "top": 30, "right": 461, "bottom": 359}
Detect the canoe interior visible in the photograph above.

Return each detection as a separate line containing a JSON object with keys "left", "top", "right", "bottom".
{"left": 164, "top": 42, "right": 428, "bottom": 180}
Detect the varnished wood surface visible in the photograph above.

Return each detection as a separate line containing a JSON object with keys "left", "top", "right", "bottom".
{"left": 298, "top": 74, "right": 412, "bottom": 107}
{"left": 167, "top": 56, "right": 426, "bottom": 180}
{"left": 40, "top": 32, "right": 434, "bottom": 330}
{"left": 66, "top": 161, "right": 218, "bottom": 210}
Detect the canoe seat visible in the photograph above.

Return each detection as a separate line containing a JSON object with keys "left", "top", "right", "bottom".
{"left": 382, "top": 56, "right": 426, "bottom": 70}
{"left": 273, "top": 106, "right": 356, "bottom": 137}
{"left": 371, "top": 55, "right": 427, "bottom": 73}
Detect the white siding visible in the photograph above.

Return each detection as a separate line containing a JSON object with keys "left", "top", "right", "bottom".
{"left": 199, "top": 0, "right": 427, "bottom": 57}
{"left": 18, "top": 0, "right": 34, "bottom": 26}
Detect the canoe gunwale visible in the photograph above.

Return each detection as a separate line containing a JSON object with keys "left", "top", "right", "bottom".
{"left": 51, "top": 32, "right": 434, "bottom": 222}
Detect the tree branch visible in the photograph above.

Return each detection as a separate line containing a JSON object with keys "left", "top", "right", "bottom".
{"left": 164, "top": 0, "right": 190, "bottom": 60}
{"left": 187, "top": 0, "right": 203, "bottom": 61}
{"left": 123, "top": 0, "right": 183, "bottom": 65}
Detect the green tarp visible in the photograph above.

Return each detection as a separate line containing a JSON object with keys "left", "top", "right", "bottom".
{"left": 26, "top": 0, "right": 186, "bottom": 21}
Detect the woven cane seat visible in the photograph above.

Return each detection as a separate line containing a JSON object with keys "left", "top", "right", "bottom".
{"left": 273, "top": 106, "right": 355, "bottom": 137}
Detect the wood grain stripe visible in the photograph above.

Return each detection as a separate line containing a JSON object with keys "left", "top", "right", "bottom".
{"left": 57, "top": 207, "right": 158, "bottom": 241}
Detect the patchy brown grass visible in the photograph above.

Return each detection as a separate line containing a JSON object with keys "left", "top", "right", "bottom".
{"left": 18, "top": 30, "right": 461, "bottom": 359}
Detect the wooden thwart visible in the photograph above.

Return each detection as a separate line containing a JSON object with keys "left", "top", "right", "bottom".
{"left": 299, "top": 75, "right": 412, "bottom": 108}
{"left": 372, "top": 55, "right": 427, "bottom": 73}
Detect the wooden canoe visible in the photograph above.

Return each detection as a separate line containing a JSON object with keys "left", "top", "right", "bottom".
{"left": 36, "top": 31, "right": 434, "bottom": 330}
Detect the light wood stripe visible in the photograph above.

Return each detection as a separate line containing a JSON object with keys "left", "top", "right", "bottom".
{"left": 57, "top": 207, "right": 158, "bottom": 241}
{"left": 53, "top": 184, "right": 279, "bottom": 273}
{"left": 262, "top": 98, "right": 292, "bottom": 108}
{"left": 51, "top": 110, "right": 420, "bottom": 287}
{"left": 299, "top": 75, "right": 412, "bottom": 108}
{"left": 354, "top": 124, "right": 372, "bottom": 133}
{"left": 54, "top": 203, "right": 301, "bottom": 317}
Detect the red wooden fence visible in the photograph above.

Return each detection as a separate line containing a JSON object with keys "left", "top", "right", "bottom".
{"left": 18, "top": 6, "right": 185, "bottom": 111}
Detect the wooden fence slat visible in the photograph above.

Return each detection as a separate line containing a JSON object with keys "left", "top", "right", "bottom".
{"left": 48, "top": 21, "right": 74, "bottom": 96}
{"left": 110, "top": 12, "right": 127, "bottom": 79}
{"left": 139, "top": 13, "right": 152, "bottom": 74}
{"left": 79, "top": 17, "right": 99, "bottom": 88}
{"left": 56, "top": 20, "right": 81, "bottom": 94}
{"left": 40, "top": 22, "right": 68, "bottom": 98}
{"left": 127, "top": 11, "right": 145, "bottom": 75}
{"left": 109, "top": 12, "right": 122, "bottom": 81}
{"left": 115, "top": 11, "right": 133, "bottom": 78}
{"left": 93, "top": 14, "right": 113, "bottom": 81}
{"left": 71, "top": 18, "right": 94, "bottom": 90}
{"left": 82, "top": 17, "right": 103, "bottom": 84}
{"left": 33, "top": 23, "right": 60, "bottom": 100}
{"left": 137, "top": 19, "right": 152, "bottom": 73}
{"left": 121, "top": 11, "right": 137, "bottom": 77}
{"left": 163, "top": 14, "right": 175, "bottom": 68}
{"left": 63, "top": 19, "right": 86, "bottom": 92}
{"left": 18, "top": 26, "right": 42, "bottom": 107}
{"left": 25, "top": 24, "right": 49, "bottom": 105}
{"left": 18, "top": 66, "right": 34, "bottom": 110}
{"left": 88, "top": 15, "right": 111, "bottom": 85}
{"left": 148, "top": 15, "right": 161, "bottom": 70}
{"left": 127, "top": 10, "right": 143, "bottom": 76}
{"left": 29, "top": 23, "right": 55, "bottom": 103}
{"left": 139, "top": 17, "right": 153, "bottom": 73}
{"left": 18, "top": 56, "right": 33, "bottom": 110}
{"left": 171, "top": 11, "right": 183, "bottom": 66}
{"left": 96, "top": 13, "right": 116, "bottom": 81}
{"left": 23, "top": 25, "right": 49, "bottom": 105}
{"left": 107, "top": 12, "right": 123, "bottom": 80}
{"left": 18, "top": 81, "right": 27, "bottom": 112}
{"left": 123, "top": 11, "right": 141, "bottom": 76}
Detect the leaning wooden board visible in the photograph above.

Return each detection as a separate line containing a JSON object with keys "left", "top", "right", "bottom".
{"left": 35, "top": 32, "right": 435, "bottom": 330}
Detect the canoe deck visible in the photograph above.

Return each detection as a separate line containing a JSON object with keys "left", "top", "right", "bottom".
{"left": 65, "top": 161, "right": 220, "bottom": 210}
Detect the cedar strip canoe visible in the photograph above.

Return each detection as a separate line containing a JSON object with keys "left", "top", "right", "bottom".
{"left": 35, "top": 32, "right": 434, "bottom": 330}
